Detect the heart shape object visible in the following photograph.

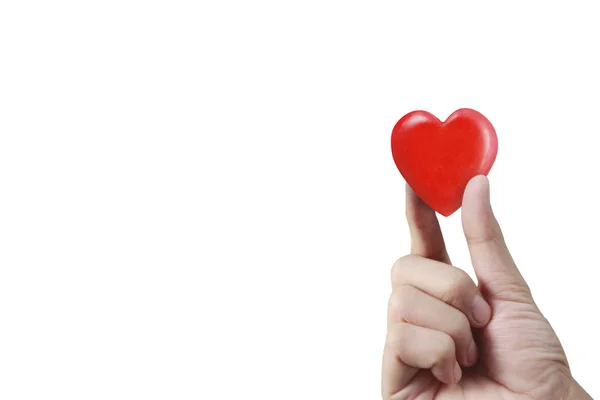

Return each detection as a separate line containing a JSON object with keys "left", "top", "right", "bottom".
{"left": 391, "top": 108, "right": 498, "bottom": 216}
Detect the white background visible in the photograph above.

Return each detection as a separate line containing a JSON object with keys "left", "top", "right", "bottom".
{"left": 1, "top": 1, "right": 598, "bottom": 399}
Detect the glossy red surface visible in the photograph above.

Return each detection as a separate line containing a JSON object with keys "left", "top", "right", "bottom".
{"left": 391, "top": 108, "right": 498, "bottom": 216}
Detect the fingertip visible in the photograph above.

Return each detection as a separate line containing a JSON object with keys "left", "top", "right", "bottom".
{"left": 461, "top": 175, "right": 493, "bottom": 237}
{"left": 463, "top": 175, "right": 490, "bottom": 212}
{"left": 466, "top": 340, "right": 479, "bottom": 367}
{"left": 431, "top": 363, "right": 454, "bottom": 386}
{"left": 471, "top": 294, "right": 492, "bottom": 326}
{"left": 454, "top": 362, "right": 462, "bottom": 383}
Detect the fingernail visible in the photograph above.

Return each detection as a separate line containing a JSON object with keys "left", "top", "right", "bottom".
{"left": 454, "top": 362, "right": 462, "bottom": 383}
{"left": 467, "top": 340, "right": 478, "bottom": 365}
{"left": 472, "top": 294, "right": 492, "bottom": 325}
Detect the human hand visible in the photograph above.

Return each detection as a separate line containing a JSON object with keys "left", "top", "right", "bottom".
{"left": 382, "top": 176, "right": 591, "bottom": 399}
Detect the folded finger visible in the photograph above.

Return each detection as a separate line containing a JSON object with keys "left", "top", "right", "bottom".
{"left": 388, "top": 285, "right": 477, "bottom": 367}
{"left": 391, "top": 255, "right": 492, "bottom": 327}
{"left": 383, "top": 323, "right": 460, "bottom": 396}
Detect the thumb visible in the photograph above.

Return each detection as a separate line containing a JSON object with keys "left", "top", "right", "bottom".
{"left": 461, "top": 175, "right": 532, "bottom": 302}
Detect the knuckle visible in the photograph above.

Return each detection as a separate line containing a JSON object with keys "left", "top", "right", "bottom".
{"left": 448, "top": 311, "right": 471, "bottom": 343}
{"left": 425, "top": 333, "right": 454, "bottom": 367}
{"left": 437, "top": 333, "right": 456, "bottom": 360}
{"left": 465, "top": 232, "right": 496, "bottom": 246}
{"left": 388, "top": 286, "right": 417, "bottom": 321}
{"left": 391, "top": 255, "right": 413, "bottom": 282}
{"left": 490, "top": 281, "right": 533, "bottom": 303}
{"left": 466, "top": 224, "right": 505, "bottom": 248}
{"left": 386, "top": 322, "right": 409, "bottom": 345}
{"left": 440, "top": 269, "right": 472, "bottom": 306}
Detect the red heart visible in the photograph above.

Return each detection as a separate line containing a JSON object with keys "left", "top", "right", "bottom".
{"left": 391, "top": 108, "right": 498, "bottom": 216}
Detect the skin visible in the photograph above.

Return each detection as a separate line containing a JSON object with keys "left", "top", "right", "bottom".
{"left": 382, "top": 176, "right": 592, "bottom": 400}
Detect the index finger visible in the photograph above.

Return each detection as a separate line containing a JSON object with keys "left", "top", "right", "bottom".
{"left": 406, "top": 185, "right": 450, "bottom": 264}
